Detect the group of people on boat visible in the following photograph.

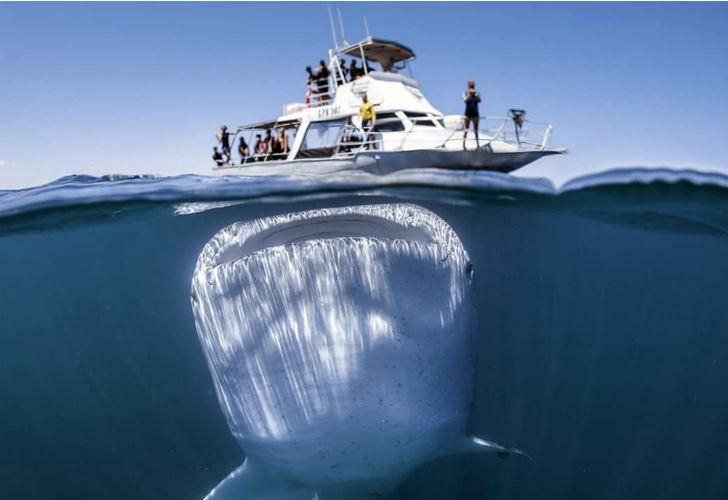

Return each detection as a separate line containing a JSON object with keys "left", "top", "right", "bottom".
{"left": 211, "top": 79, "right": 484, "bottom": 166}
{"left": 305, "top": 60, "right": 331, "bottom": 105}
{"left": 305, "top": 58, "right": 373, "bottom": 106}
{"left": 213, "top": 125, "right": 295, "bottom": 166}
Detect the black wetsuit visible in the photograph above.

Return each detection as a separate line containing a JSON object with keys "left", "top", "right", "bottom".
{"left": 221, "top": 130, "right": 231, "bottom": 155}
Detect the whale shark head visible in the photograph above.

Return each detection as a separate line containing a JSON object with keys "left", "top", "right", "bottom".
{"left": 191, "top": 204, "right": 520, "bottom": 499}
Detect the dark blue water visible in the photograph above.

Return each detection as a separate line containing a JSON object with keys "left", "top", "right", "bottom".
{"left": 1, "top": 169, "right": 727, "bottom": 499}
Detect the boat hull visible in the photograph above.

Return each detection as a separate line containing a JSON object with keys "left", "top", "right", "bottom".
{"left": 212, "top": 148, "right": 564, "bottom": 177}
{"left": 358, "top": 148, "right": 564, "bottom": 174}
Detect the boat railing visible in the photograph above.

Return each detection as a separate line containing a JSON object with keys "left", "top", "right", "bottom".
{"left": 212, "top": 151, "right": 290, "bottom": 170}
{"left": 305, "top": 80, "right": 335, "bottom": 108}
{"left": 332, "top": 124, "right": 384, "bottom": 156}
{"left": 330, "top": 114, "right": 555, "bottom": 158}
{"left": 435, "top": 115, "right": 554, "bottom": 151}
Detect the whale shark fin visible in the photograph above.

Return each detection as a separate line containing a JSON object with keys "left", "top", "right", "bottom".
{"left": 204, "top": 459, "right": 317, "bottom": 500}
{"left": 459, "top": 435, "right": 532, "bottom": 460}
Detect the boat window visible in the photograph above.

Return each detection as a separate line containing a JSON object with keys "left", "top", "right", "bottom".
{"left": 372, "top": 112, "right": 405, "bottom": 132}
{"left": 405, "top": 112, "right": 437, "bottom": 127}
{"left": 296, "top": 119, "right": 347, "bottom": 159}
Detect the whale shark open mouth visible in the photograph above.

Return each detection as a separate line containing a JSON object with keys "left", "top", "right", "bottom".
{"left": 191, "top": 204, "right": 472, "bottom": 438}
{"left": 191, "top": 204, "right": 528, "bottom": 499}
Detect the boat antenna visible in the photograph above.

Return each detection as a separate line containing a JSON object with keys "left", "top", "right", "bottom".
{"left": 363, "top": 17, "right": 371, "bottom": 38}
{"left": 327, "top": 6, "right": 339, "bottom": 48}
{"left": 337, "top": 7, "right": 347, "bottom": 45}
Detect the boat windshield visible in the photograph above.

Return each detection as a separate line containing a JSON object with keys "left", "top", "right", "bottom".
{"left": 296, "top": 118, "right": 349, "bottom": 159}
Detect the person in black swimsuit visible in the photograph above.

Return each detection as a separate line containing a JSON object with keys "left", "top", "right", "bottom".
{"left": 463, "top": 80, "right": 481, "bottom": 149}
{"left": 218, "top": 125, "right": 231, "bottom": 161}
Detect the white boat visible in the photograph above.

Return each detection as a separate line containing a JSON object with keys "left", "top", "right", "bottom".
{"left": 213, "top": 35, "right": 565, "bottom": 177}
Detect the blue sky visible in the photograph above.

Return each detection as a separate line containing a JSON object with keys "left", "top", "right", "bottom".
{"left": 1, "top": 2, "right": 727, "bottom": 189}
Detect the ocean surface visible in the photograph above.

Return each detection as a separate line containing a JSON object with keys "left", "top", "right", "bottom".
{"left": 1, "top": 167, "right": 728, "bottom": 500}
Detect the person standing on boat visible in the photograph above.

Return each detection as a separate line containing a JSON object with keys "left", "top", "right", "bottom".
{"left": 217, "top": 125, "right": 231, "bottom": 162}
{"left": 462, "top": 80, "right": 481, "bottom": 149}
{"left": 359, "top": 93, "right": 376, "bottom": 149}
{"left": 359, "top": 93, "right": 376, "bottom": 130}
{"left": 315, "top": 60, "right": 331, "bottom": 103}
{"left": 305, "top": 66, "right": 316, "bottom": 106}
{"left": 305, "top": 66, "right": 315, "bottom": 85}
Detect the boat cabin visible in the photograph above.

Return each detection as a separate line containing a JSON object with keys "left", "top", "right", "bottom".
{"left": 227, "top": 37, "right": 453, "bottom": 164}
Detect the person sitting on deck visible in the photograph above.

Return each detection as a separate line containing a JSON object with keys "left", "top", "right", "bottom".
{"left": 212, "top": 147, "right": 225, "bottom": 167}
{"left": 254, "top": 134, "right": 267, "bottom": 161}
{"left": 277, "top": 127, "right": 289, "bottom": 157}
{"left": 238, "top": 137, "right": 250, "bottom": 164}
{"left": 315, "top": 60, "right": 331, "bottom": 103}
{"left": 263, "top": 129, "right": 275, "bottom": 160}
{"left": 270, "top": 129, "right": 284, "bottom": 159}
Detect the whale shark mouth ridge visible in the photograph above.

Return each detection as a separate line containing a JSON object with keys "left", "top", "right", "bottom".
{"left": 193, "top": 203, "right": 470, "bottom": 274}
{"left": 190, "top": 203, "right": 474, "bottom": 438}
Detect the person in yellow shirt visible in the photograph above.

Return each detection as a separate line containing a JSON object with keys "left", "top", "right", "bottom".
{"left": 359, "top": 93, "right": 376, "bottom": 131}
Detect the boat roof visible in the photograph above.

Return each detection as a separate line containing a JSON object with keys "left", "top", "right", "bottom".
{"left": 237, "top": 117, "right": 301, "bottom": 131}
{"left": 336, "top": 37, "right": 415, "bottom": 66}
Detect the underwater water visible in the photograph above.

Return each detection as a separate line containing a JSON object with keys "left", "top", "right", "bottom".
{"left": 1, "top": 168, "right": 728, "bottom": 500}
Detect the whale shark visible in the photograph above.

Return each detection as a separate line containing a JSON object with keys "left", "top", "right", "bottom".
{"left": 190, "top": 203, "right": 526, "bottom": 500}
